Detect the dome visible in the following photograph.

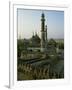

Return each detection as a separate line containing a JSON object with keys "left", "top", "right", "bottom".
{"left": 31, "top": 33, "right": 40, "bottom": 43}
{"left": 30, "top": 33, "right": 41, "bottom": 47}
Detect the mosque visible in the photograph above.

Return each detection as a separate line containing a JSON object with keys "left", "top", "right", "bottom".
{"left": 27, "top": 13, "right": 48, "bottom": 52}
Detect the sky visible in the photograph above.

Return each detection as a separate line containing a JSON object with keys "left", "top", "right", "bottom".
{"left": 17, "top": 8, "right": 64, "bottom": 39}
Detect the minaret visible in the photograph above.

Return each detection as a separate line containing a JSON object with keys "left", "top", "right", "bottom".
{"left": 45, "top": 25, "right": 47, "bottom": 49}
{"left": 45, "top": 25, "right": 47, "bottom": 41}
{"left": 41, "top": 13, "right": 46, "bottom": 52}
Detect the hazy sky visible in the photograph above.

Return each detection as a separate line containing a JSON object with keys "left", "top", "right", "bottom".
{"left": 17, "top": 8, "right": 64, "bottom": 39}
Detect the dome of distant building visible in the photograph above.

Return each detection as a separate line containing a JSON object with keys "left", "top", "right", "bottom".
{"left": 30, "top": 33, "right": 41, "bottom": 47}
{"left": 31, "top": 33, "right": 40, "bottom": 43}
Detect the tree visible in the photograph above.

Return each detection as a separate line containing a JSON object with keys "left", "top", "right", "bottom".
{"left": 17, "top": 39, "right": 25, "bottom": 57}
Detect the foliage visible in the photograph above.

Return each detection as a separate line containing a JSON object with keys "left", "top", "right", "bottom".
{"left": 17, "top": 39, "right": 29, "bottom": 57}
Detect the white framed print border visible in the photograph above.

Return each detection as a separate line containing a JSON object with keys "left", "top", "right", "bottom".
{"left": 9, "top": 1, "right": 70, "bottom": 88}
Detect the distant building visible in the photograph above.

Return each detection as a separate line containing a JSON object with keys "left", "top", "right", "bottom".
{"left": 30, "top": 32, "right": 41, "bottom": 46}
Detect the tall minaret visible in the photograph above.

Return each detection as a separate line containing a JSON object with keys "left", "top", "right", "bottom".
{"left": 41, "top": 13, "right": 46, "bottom": 52}
{"left": 45, "top": 25, "right": 48, "bottom": 49}
{"left": 45, "top": 25, "right": 47, "bottom": 42}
